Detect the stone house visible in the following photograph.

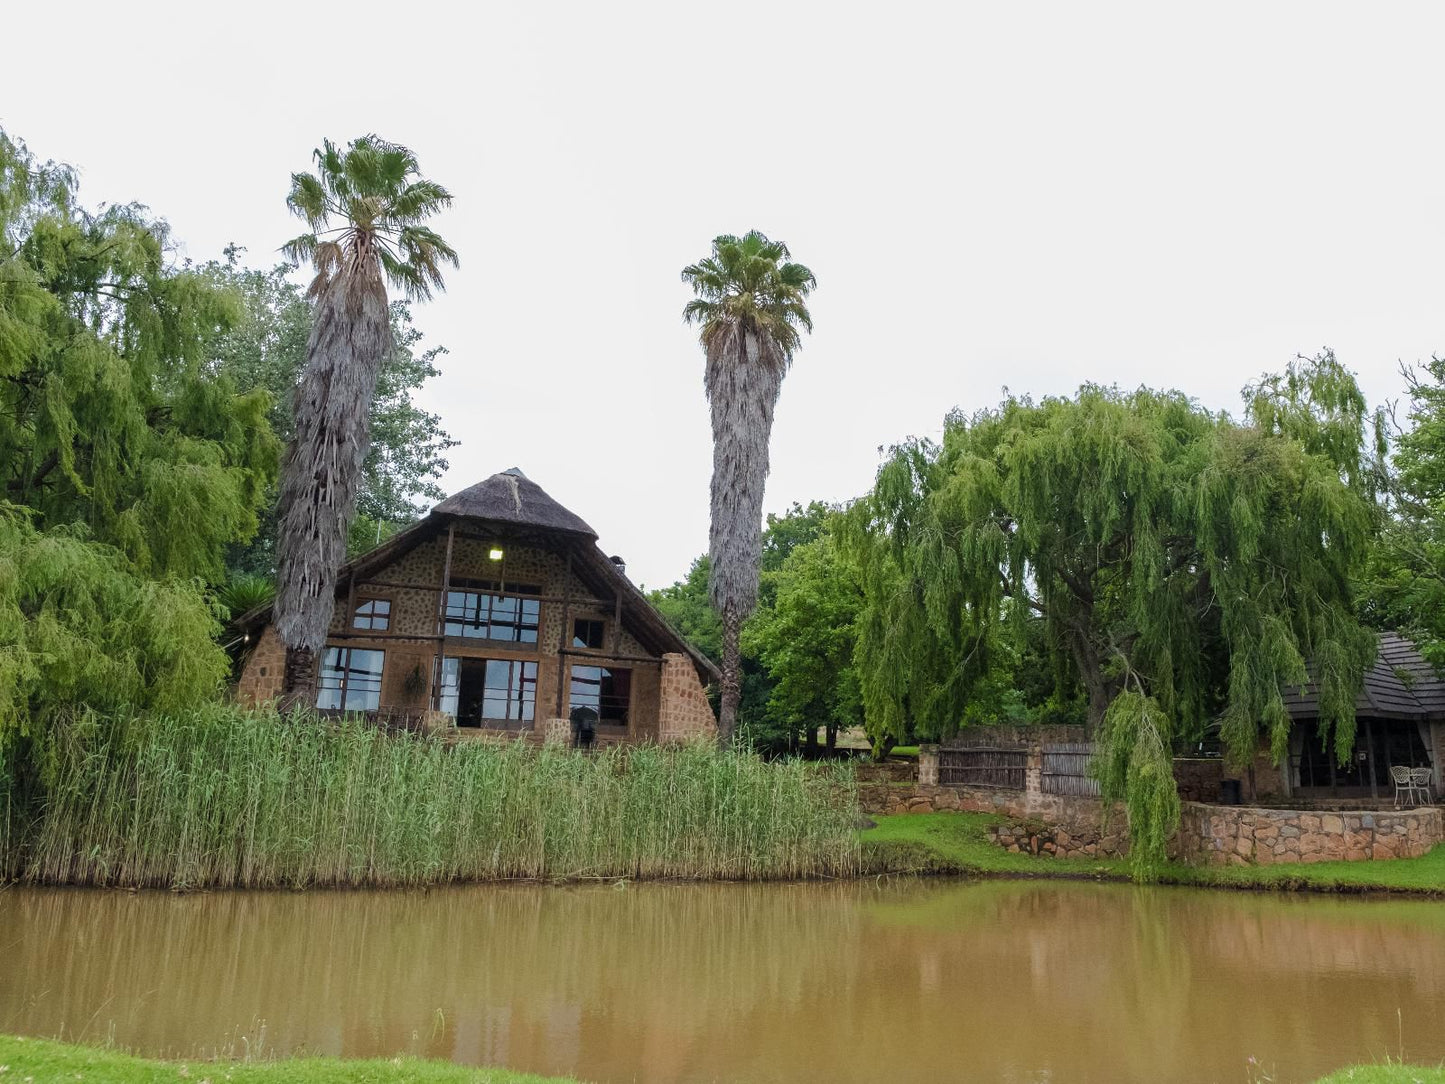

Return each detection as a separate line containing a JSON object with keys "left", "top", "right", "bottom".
{"left": 233, "top": 469, "right": 718, "bottom": 744}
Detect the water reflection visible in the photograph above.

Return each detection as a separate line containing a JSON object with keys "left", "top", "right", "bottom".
{"left": 2, "top": 880, "right": 1442, "bottom": 1083}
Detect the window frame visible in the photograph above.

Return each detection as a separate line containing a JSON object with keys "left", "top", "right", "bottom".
{"left": 569, "top": 664, "right": 632, "bottom": 727}
{"left": 572, "top": 617, "right": 606, "bottom": 650}
{"left": 439, "top": 656, "right": 539, "bottom": 726}
{"left": 317, "top": 647, "right": 386, "bottom": 712}
{"left": 351, "top": 596, "right": 392, "bottom": 631}
{"left": 443, "top": 579, "right": 542, "bottom": 644}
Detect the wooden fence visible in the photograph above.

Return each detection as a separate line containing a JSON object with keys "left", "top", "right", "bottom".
{"left": 1041, "top": 742, "right": 1101, "bottom": 797}
{"left": 939, "top": 748, "right": 1026, "bottom": 790}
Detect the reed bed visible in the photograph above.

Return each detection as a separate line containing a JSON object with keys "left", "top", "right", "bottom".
{"left": 5, "top": 706, "right": 862, "bottom": 888}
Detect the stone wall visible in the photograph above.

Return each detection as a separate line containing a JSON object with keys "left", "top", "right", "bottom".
{"left": 884, "top": 738, "right": 1444, "bottom": 866}
{"left": 859, "top": 779, "right": 1111, "bottom": 831}
{"left": 235, "top": 624, "right": 286, "bottom": 706}
{"left": 990, "top": 819, "right": 1129, "bottom": 859}
{"left": 1177, "top": 802, "right": 1444, "bottom": 865}
{"left": 657, "top": 652, "right": 718, "bottom": 743}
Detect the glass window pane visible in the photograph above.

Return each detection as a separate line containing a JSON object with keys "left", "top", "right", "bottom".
{"left": 317, "top": 647, "right": 345, "bottom": 710}
{"left": 439, "top": 657, "right": 460, "bottom": 716}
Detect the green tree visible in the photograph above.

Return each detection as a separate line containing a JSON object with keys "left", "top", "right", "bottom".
{"left": 274, "top": 136, "right": 457, "bottom": 703}
{"left": 850, "top": 370, "right": 1376, "bottom": 877}
{"left": 650, "top": 502, "right": 838, "bottom": 753}
{"left": 746, "top": 524, "right": 863, "bottom": 752}
{"left": 200, "top": 254, "right": 457, "bottom": 577}
{"left": 0, "top": 130, "right": 278, "bottom": 583}
{"left": 1359, "top": 356, "right": 1445, "bottom": 663}
{"left": 0, "top": 126, "right": 269, "bottom": 786}
{"left": 681, "top": 231, "right": 816, "bottom": 746}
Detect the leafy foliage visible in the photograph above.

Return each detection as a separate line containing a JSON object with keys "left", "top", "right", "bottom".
{"left": 1360, "top": 356, "right": 1445, "bottom": 665}
{"left": 0, "top": 129, "right": 278, "bottom": 582}
{"left": 746, "top": 525, "right": 863, "bottom": 752}
{"left": 0, "top": 505, "right": 227, "bottom": 751}
{"left": 1091, "top": 687, "right": 1181, "bottom": 879}
{"left": 848, "top": 369, "right": 1377, "bottom": 874}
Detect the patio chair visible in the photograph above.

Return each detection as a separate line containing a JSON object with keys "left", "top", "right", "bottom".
{"left": 1410, "top": 766, "right": 1435, "bottom": 806}
{"left": 1392, "top": 765, "right": 1418, "bottom": 809}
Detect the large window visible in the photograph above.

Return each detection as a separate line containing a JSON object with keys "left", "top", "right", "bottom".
{"left": 317, "top": 648, "right": 385, "bottom": 711}
{"left": 570, "top": 666, "right": 631, "bottom": 726}
{"left": 440, "top": 657, "right": 538, "bottom": 726}
{"left": 444, "top": 579, "right": 540, "bottom": 643}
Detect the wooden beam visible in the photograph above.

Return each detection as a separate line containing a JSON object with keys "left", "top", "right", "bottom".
{"left": 433, "top": 522, "right": 456, "bottom": 712}
{"left": 1365, "top": 716, "right": 1379, "bottom": 802}
{"left": 555, "top": 547, "right": 572, "bottom": 717}
{"left": 344, "top": 577, "right": 609, "bottom": 609}
{"left": 558, "top": 647, "right": 663, "bottom": 667}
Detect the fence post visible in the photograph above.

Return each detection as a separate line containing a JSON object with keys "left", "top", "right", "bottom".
{"left": 1026, "top": 742, "right": 1043, "bottom": 797}
{"left": 919, "top": 744, "right": 940, "bottom": 786}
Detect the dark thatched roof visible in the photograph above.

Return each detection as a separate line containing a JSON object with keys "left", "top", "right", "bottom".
{"left": 433, "top": 468, "right": 596, "bottom": 538}
{"left": 1283, "top": 632, "right": 1445, "bottom": 722}
{"left": 232, "top": 469, "right": 718, "bottom": 685}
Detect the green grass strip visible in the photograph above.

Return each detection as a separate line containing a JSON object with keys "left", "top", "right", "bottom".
{"left": 1315, "top": 1065, "right": 1445, "bottom": 1083}
{"left": 861, "top": 812, "right": 1445, "bottom": 894}
{"left": 0, "top": 1035, "right": 575, "bottom": 1083}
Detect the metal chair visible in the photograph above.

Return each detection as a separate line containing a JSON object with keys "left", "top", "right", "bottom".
{"left": 1410, "top": 766, "right": 1435, "bottom": 806}
{"left": 1392, "top": 765, "right": 1418, "bottom": 809}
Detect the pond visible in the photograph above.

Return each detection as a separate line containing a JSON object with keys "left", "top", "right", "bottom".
{"left": 2, "top": 879, "right": 1443, "bottom": 1083}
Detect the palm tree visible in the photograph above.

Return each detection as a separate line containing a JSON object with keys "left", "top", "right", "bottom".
{"left": 274, "top": 136, "right": 457, "bottom": 705}
{"left": 682, "top": 231, "right": 816, "bottom": 745}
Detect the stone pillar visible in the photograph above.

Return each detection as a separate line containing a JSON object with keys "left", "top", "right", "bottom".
{"left": 918, "top": 744, "right": 940, "bottom": 786}
{"left": 543, "top": 717, "right": 571, "bottom": 746}
{"left": 1025, "top": 744, "right": 1044, "bottom": 797}
{"left": 658, "top": 653, "right": 718, "bottom": 743}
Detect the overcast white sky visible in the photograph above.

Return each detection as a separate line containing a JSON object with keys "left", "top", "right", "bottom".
{"left": 4, "top": 2, "right": 1441, "bottom": 587}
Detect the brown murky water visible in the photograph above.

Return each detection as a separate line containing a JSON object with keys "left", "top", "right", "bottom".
{"left": 2, "top": 880, "right": 1443, "bottom": 1083}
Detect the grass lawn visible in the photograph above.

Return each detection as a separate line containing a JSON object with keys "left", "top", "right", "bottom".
{"left": 1316, "top": 1066, "right": 1445, "bottom": 1083}
{"left": 0, "top": 1035, "right": 574, "bottom": 1083}
{"left": 860, "top": 811, "right": 1445, "bottom": 894}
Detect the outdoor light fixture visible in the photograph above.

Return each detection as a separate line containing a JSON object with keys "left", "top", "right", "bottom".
{"left": 489, "top": 546, "right": 505, "bottom": 561}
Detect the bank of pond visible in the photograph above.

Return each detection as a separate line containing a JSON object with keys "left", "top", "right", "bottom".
{"left": 0, "top": 1037, "right": 1441, "bottom": 1084}
{"left": 5, "top": 706, "right": 1445, "bottom": 896}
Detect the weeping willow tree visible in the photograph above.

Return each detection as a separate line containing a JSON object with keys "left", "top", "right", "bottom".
{"left": 0, "top": 126, "right": 275, "bottom": 834}
{"left": 681, "top": 231, "right": 816, "bottom": 745}
{"left": 274, "top": 137, "right": 456, "bottom": 704}
{"left": 0, "top": 128, "right": 278, "bottom": 581}
{"left": 848, "top": 366, "right": 1377, "bottom": 878}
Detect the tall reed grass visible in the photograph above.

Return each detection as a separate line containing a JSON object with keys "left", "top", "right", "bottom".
{"left": 5, "top": 706, "right": 861, "bottom": 888}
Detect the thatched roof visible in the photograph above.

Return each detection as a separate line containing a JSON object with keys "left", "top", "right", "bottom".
{"left": 1283, "top": 632, "right": 1445, "bottom": 722}
{"left": 232, "top": 469, "right": 718, "bottom": 685}
{"left": 433, "top": 468, "right": 596, "bottom": 538}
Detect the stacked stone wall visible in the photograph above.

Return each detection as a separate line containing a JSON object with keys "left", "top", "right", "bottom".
{"left": 1177, "top": 802, "right": 1443, "bottom": 865}
{"left": 990, "top": 819, "right": 1129, "bottom": 859}
{"left": 657, "top": 653, "right": 717, "bottom": 743}
{"left": 235, "top": 625, "right": 285, "bottom": 706}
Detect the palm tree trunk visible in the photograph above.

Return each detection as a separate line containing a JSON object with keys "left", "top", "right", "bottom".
{"left": 718, "top": 605, "right": 742, "bottom": 748}
{"left": 281, "top": 646, "right": 317, "bottom": 713}
{"left": 273, "top": 259, "right": 389, "bottom": 706}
